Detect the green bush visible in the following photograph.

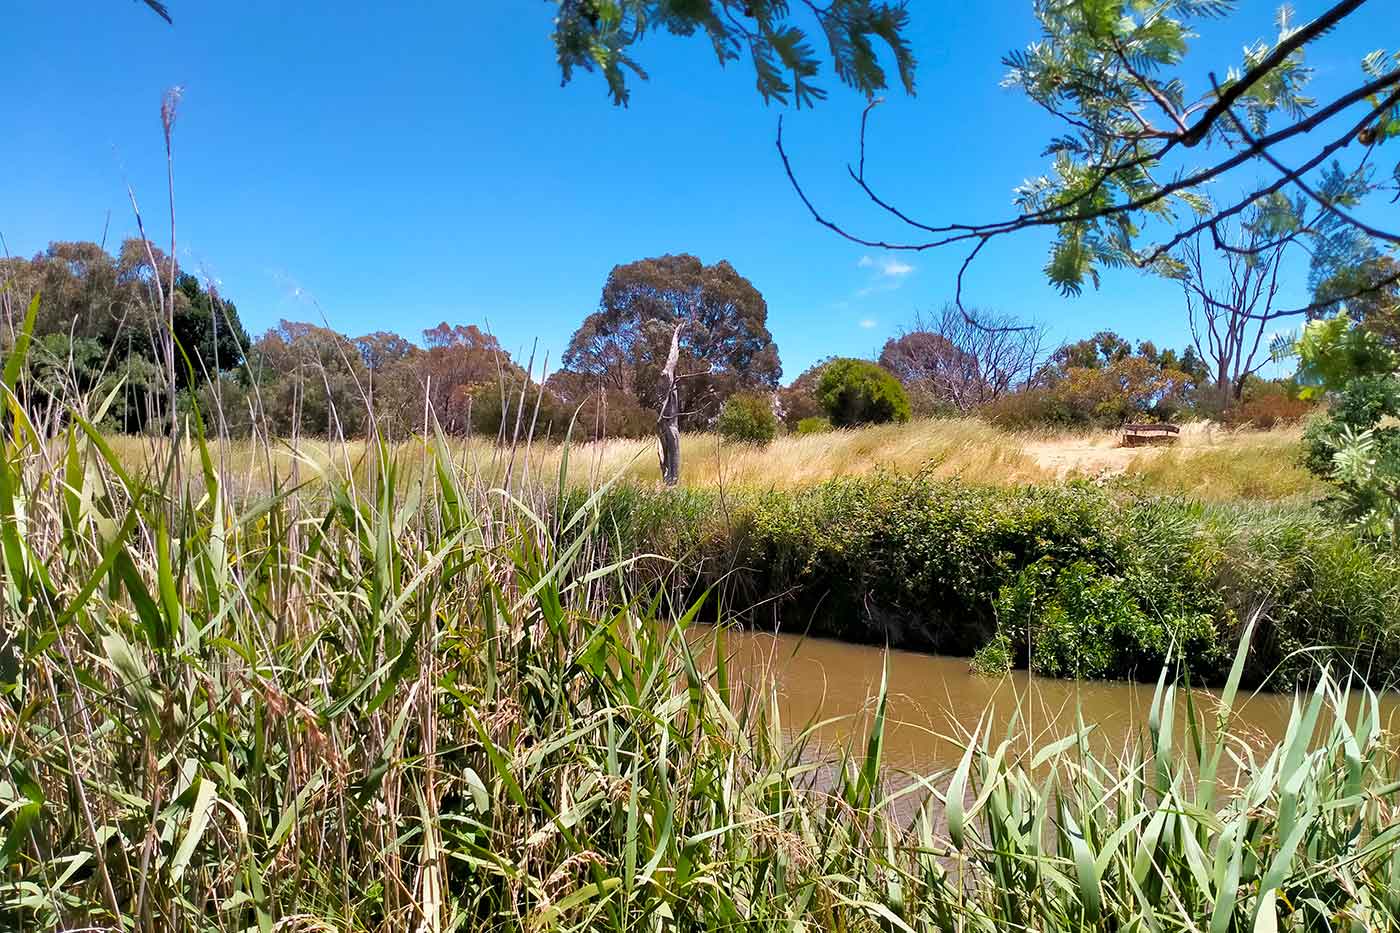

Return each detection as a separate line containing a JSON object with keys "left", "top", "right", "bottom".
{"left": 994, "top": 558, "right": 1220, "bottom": 680}
{"left": 816, "top": 358, "right": 910, "bottom": 426}
{"left": 970, "top": 632, "right": 1013, "bottom": 676}
{"left": 1294, "top": 314, "right": 1400, "bottom": 541}
{"left": 795, "top": 416, "right": 831, "bottom": 435}
{"left": 716, "top": 391, "right": 779, "bottom": 444}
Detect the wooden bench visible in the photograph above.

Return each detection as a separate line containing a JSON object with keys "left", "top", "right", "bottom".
{"left": 1121, "top": 423, "right": 1180, "bottom": 448}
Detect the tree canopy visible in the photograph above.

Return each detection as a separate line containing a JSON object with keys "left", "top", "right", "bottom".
{"left": 0, "top": 239, "right": 247, "bottom": 432}
{"left": 549, "top": 0, "right": 915, "bottom": 107}
{"left": 137, "top": 0, "right": 916, "bottom": 109}
{"left": 878, "top": 306, "right": 1045, "bottom": 415}
{"left": 557, "top": 254, "right": 782, "bottom": 430}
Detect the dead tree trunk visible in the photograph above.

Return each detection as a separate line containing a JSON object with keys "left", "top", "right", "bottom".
{"left": 657, "top": 323, "right": 683, "bottom": 486}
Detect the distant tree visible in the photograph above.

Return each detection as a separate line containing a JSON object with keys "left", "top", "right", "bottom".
{"left": 1051, "top": 356, "right": 1195, "bottom": 425}
{"left": 354, "top": 330, "right": 425, "bottom": 436}
{"left": 560, "top": 254, "right": 782, "bottom": 432}
{"left": 1050, "top": 331, "right": 1134, "bottom": 372}
{"left": 1019, "top": 332, "right": 1199, "bottom": 426}
{"left": 716, "top": 391, "right": 779, "bottom": 444}
{"left": 982, "top": 330, "right": 1203, "bottom": 429}
{"left": 816, "top": 357, "right": 910, "bottom": 426}
{"left": 0, "top": 239, "right": 246, "bottom": 433}
{"left": 250, "top": 320, "right": 369, "bottom": 439}
{"left": 172, "top": 272, "right": 250, "bottom": 389}
{"left": 879, "top": 305, "right": 1045, "bottom": 415}
{"left": 419, "top": 322, "right": 518, "bottom": 434}
{"left": 546, "top": 370, "right": 656, "bottom": 440}
{"left": 467, "top": 375, "right": 569, "bottom": 441}
{"left": 776, "top": 357, "right": 832, "bottom": 429}
{"left": 1177, "top": 193, "right": 1359, "bottom": 406}
{"left": 354, "top": 330, "right": 418, "bottom": 373}
{"left": 1221, "top": 376, "right": 1317, "bottom": 429}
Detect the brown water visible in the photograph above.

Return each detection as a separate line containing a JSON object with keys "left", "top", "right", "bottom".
{"left": 710, "top": 628, "right": 1400, "bottom": 777}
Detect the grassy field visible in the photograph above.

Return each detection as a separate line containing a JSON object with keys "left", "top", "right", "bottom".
{"left": 105, "top": 417, "right": 1323, "bottom": 504}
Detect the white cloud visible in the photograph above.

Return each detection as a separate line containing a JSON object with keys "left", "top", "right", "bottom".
{"left": 857, "top": 254, "right": 914, "bottom": 278}
{"left": 855, "top": 255, "right": 915, "bottom": 298}
{"left": 859, "top": 318, "right": 877, "bottom": 329}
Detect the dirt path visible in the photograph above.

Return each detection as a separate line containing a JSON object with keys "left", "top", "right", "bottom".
{"left": 1021, "top": 440, "right": 1162, "bottom": 478}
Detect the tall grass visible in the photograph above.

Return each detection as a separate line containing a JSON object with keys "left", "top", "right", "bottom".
{"left": 1122, "top": 423, "right": 1321, "bottom": 503}
{"left": 102, "top": 416, "right": 1322, "bottom": 503}
{"left": 4, "top": 307, "right": 1399, "bottom": 930}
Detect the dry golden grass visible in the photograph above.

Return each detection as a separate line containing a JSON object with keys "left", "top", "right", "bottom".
{"left": 1118, "top": 422, "right": 1320, "bottom": 503}
{"left": 573, "top": 418, "right": 1051, "bottom": 487}
{"left": 102, "top": 416, "right": 1322, "bottom": 503}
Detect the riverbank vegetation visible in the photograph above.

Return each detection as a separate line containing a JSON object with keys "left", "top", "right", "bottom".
{"left": 573, "top": 474, "right": 1400, "bottom": 689}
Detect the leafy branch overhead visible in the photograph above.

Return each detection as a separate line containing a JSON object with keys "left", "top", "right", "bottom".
{"left": 133, "top": 0, "right": 914, "bottom": 107}
{"left": 549, "top": 0, "right": 916, "bottom": 106}
{"left": 779, "top": 0, "right": 1400, "bottom": 311}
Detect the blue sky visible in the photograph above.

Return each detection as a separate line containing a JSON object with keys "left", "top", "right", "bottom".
{"left": 4, "top": 1, "right": 1397, "bottom": 380}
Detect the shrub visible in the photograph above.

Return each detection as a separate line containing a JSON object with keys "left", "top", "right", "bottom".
{"left": 993, "top": 558, "right": 1221, "bottom": 680}
{"left": 1295, "top": 313, "right": 1400, "bottom": 540}
{"left": 795, "top": 416, "right": 831, "bottom": 435}
{"left": 716, "top": 391, "right": 778, "bottom": 444}
{"left": 816, "top": 358, "right": 910, "bottom": 427}
{"left": 979, "top": 388, "right": 1072, "bottom": 429}
{"left": 1221, "top": 385, "right": 1316, "bottom": 429}
{"left": 970, "top": 632, "right": 1013, "bottom": 676}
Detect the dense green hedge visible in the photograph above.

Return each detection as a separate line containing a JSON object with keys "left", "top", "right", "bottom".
{"left": 569, "top": 475, "right": 1400, "bottom": 688}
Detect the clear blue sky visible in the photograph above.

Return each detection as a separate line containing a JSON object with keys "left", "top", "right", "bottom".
{"left": 4, "top": 1, "right": 1396, "bottom": 380}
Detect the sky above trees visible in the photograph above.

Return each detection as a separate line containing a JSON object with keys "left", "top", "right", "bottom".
{"left": 4, "top": 0, "right": 1397, "bottom": 377}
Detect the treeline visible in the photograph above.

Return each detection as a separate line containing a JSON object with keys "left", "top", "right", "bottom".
{"left": 0, "top": 246, "right": 789, "bottom": 441}
{"left": 1, "top": 242, "right": 1324, "bottom": 441}
{"left": 780, "top": 305, "right": 1315, "bottom": 435}
{"left": 0, "top": 240, "right": 250, "bottom": 433}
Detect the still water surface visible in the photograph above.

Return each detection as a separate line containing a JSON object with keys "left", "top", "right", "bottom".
{"left": 712, "top": 628, "right": 1400, "bottom": 776}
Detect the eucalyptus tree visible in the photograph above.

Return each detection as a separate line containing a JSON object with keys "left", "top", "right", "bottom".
{"left": 560, "top": 254, "right": 782, "bottom": 432}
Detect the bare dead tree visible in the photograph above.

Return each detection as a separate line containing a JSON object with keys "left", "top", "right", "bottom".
{"left": 657, "top": 322, "right": 683, "bottom": 486}
{"left": 1180, "top": 209, "right": 1293, "bottom": 406}
{"left": 879, "top": 305, "right": 1046, "bottom": 414}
